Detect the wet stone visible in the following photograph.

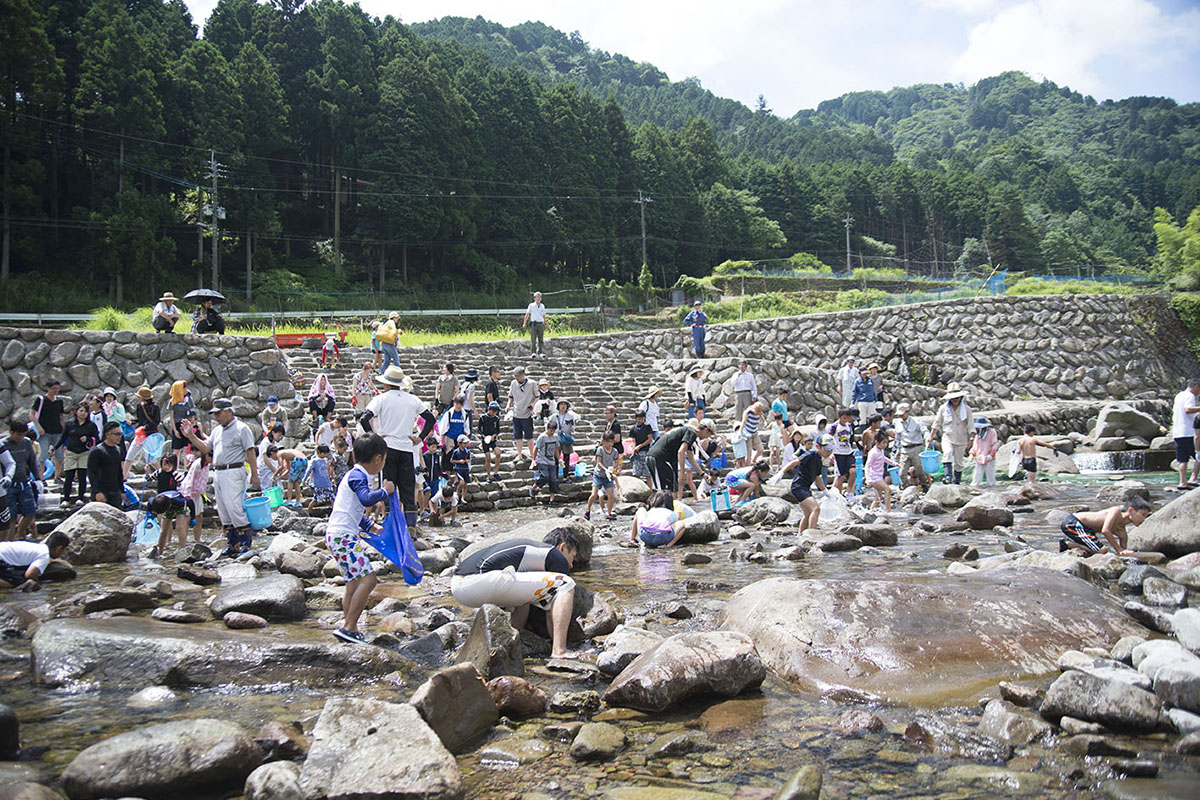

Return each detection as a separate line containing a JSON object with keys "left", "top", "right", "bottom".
{"left": 570, "top": 722, "right": 627, "bottom": 762}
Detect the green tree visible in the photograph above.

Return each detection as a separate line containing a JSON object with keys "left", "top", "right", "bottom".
{"left": 984, "top": 183, "right": 1040, "bottom": 270}
{"left": 1152, "top": 206, "right": 1200, "bottom": 279}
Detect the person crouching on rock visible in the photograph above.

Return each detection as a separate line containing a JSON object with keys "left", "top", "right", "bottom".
{"left": 1059, "top": 498, "right": 1151, "bottom": 557}
{"left": 631, "top": 490, "right": 687, "bottom": 548}
{"left": 326, "top": 434, "right": 393, "bottom": 645}
{"left": 451, "top": 530, "right": 580, "bottom": 660}
{"left": 724, "top": 459, "right": 771, "bottom": 505}
{"left": 0, "top": 531, "right": 69, "bottom": 591}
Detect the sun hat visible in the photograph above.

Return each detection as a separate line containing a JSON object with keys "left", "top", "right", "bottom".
{"left": 159, "top": 292, "right": 177, "bottom": 302}
{"left": 693, "top": 299, "right": 702, "bottom": 306}
{"left": 896, "top": 402, "right": 911, "bottom": 414}
{"left": 557, "top": 399, "right": 570, "bottom": 409}
{"left": 697, "top": 418, "right": 716, "bottom": 432}
{"left": 538, "top": 378, "right": 551, "bottom": 388}
{"left": 136, "top": 386, "right": 153, "bottom": 400}
{"left": 388, "top": 311, "right": 399, "bottom": 319}
{"left": 689, "top": 367, "right": 704, "bottom": 377}
{"left": 868, "top": 362, "right": 880, "bottom": 370}
{"left": 465, "top": 368, "right": 479, "bottom": 380}
{"left": 211, "top": 398, "right": 234, "bottom": 412}
{"left": 974, "top": 417, "right": 991, "bottom": 429}
{"left": 645, "top": 386, "right": 662, "bottom": 399}
{"left": 943, "top": 382, "right": 966, "bottom": 400}
{"left": 376, "top": 365, "right": 406, "bottom": 388}
{"left": 102, "top": 386, "right": 117, "bottom": 399}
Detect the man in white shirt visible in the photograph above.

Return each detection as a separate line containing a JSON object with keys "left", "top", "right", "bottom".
{"left": 837, "top": 357, "right": 857, "bottom": 409}
{"left": 894, "top": 402, "right": 930, "bottom": 489}
{"left": 152, "top": 292, "right": 182, "bottom": 332}
{"left": 733, "top": 360, "right": 757, "bottom": 421}
{"left": 523, "top": 291, "right": 548, "bottom": 357}
{"left": 506, "top": 366, "right": 537, "bottom": 462}
{"left": 362, "top": 366, "right": 436, "bottom": 529}
{"left": 0, "top": 532, "right": 70, "bottom": 591}
{"left": 1171, "top": 378, "right": 1200, "bottom": 488}
{"left": 182, "top": 398, "right": 259, "bottom": 555}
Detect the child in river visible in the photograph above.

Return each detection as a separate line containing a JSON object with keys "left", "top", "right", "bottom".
{"left": 865, "top": 433, "right": 898, "bottom": 512}
{"left": 1059, "top": 498, "right": 1151, "bottom": 556}
{"left": 1016, "top": 425, "right": 1058, "bottom": 484}
{"left": 630, "top": 490, "right": 686, "bottom": 548}
{"left": 969, "top": 417, "right": 999, "bottom": 486}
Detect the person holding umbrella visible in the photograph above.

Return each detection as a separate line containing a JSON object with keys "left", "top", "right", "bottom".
{"left": 184, "top": 289, "right": 227, "bottom": 334}
{"left": 153, "top": 293, "right": 182, "bottom": 333}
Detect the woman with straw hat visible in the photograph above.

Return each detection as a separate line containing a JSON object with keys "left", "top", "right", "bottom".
{"left": 638, "top": 387, "right": 662, "bottom": 440}
{"left": 123, "top": 386, "right": 162, "bottom": 478}
{"left": 152, "top": 292, "right": 181, "bottom": 332}
{"left": 685, "top": 367, "right": 706, "bottom": 420}
{"left": 928, "top": 382, "right": 973, "bottom": 484}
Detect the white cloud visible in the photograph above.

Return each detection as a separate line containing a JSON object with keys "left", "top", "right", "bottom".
{"left": 950, "top": 0, "right": 1200, "bottom": 97}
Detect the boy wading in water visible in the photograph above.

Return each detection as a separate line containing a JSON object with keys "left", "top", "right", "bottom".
{"left": 1059, "top": 498, "right": 1151, "bottom": 556}
{"left": 1016, "top": 425, "right": 1057, "bottom": 484}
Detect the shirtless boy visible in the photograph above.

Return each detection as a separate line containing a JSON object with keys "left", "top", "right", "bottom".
{"left": 1017, "top": 425, "right": 1057, "bottom": 484}
{"left": 1060, "top": 498, "right": 1151, "bottom": 556}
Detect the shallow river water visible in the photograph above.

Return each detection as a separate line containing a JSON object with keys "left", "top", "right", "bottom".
{"left": 3, "top": 471, "right": 1198, "bottom": 800}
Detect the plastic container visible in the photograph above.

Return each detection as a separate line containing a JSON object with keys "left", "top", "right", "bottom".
{"left": 888, "top": 466, "right": 901, "bottom": 484}
{"left": 265, "top": 486, "right": 284, "bottom": 508}
{"left": 854, "top": 450, "right": 864, "bottom": 495}
{"left": 920, "top": 449, "right": 941, "bottom": 474}
{"left": 574, "top": 462, "right": 587, "bottom": 478}
{"left": 123, "top": 485, "right": 140, "bottom": 510}
{"left": 244, "top": 495, "right": 272, "bottom": 531}
{"left": 37, "top": 492, "right": 61, "bottom": 511}
{"left": 712, "top": 449, "right": 728, "bottom": 470}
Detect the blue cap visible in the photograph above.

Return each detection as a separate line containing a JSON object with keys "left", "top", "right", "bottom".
{"left": 267, "top": 396, "right": 278, "bottom": 403}
{"left": 974, "top": 417, "right": 990, "bottom": 428}
{"left": 488, "top": 401, "right": 501, "bottom": 410}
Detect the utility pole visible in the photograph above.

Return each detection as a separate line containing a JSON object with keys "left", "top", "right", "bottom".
{"left": 635, "top": 189, "right": 653, "bottom": 270}
{"left": 333, "top": 171, "right": 343, "bottom": 275}
{"left": 204, "top": 150, "right": 226, "bottom": 291}
{"left": 842, "top": 213, "right": 854, "bottom": 274}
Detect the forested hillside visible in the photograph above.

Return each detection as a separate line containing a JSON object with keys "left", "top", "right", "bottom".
{"left": 2, "top": 1, "right": 1198, "bottom": 312}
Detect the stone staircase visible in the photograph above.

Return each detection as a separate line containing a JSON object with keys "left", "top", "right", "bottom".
{"left": 281, "top": 345, "right": 706, "bottom": 512}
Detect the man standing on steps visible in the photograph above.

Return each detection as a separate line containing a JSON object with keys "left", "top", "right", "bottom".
{"left": 30, "top": 380, "right": 66, "bottom": 484}
{"left": 523, "top": 291, "right": 547, "bottom": 357}
{"left": 361, "top": 366, "right": 436, "bottom": 530}
{"left": 836, "top": 357, "right": 857, "bottom": 410}
{"left": 683, "top": 300, "right": 708, "bottom": 358}
{"left": 733, "top": 361, "right": 757, "bottom": 422}
{"left": 181, "top": 398, "right": 259, "bottom": 555}
{"left": 1171, "top": 378, "right": 1200, "bottom": 489}
{"left": 506, "top": 366, "right": 537, "bottom": 464}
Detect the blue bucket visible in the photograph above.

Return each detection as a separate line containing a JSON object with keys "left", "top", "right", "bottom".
{"left": 244, "top": 495, "right": 272, "bottom": 531}
{"left": 920, "top": 450, "right": 941, "bottom": 474}
{"left": 888, "top": 466, "right": 900, "bottom": 484}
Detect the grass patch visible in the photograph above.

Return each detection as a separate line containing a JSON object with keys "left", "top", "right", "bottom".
{"left": 1006, "top": 277, "right": 1145, "bottom": 296}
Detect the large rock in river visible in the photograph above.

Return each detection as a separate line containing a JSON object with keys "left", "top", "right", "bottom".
{"left": 720, "top": 570, "right": 1145, "bottom": 705}
{"left": 1129, "top": 488, "right": 1200, "bottom": 557}
{"left": 678, "top": 510, "right": 721, "bottom": 544}
{"left": 298, "top": 698, "right": 462, "bottom": 800}
{"left": 956, "top": 492, "right": 1014, "bottom": 529}
{"left": 61, "top": 718, "right": 260, "bottom": 800}
{"left": 734, "top": 496, "right": 793, "bottom": 526}
{"left": 1093, "top": 402, "right": 1163, "bottom": 440}
{"left": 56, "top": 502, "right": 133, "bottom": 564}
{"left": 457, "top": 517, "right": 594, "bottom": 568}
{"left": 602, "top": 631, "right": 765, "bottom": 712}
{"left": 210, "top": 574, "right": 306, "bottom": 621}
{"left": 32, "top": 617, "right": 414, "bottom": 688}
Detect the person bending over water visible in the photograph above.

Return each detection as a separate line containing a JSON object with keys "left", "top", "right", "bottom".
{"left": 1059, "top": 498, "right": 1151, "bottom": 556}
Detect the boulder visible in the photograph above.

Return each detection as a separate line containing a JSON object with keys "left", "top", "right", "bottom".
{"left": 455, "top": 604, "right": 523, "bottom": 679}
{"left": 616, "top": 476, "right": 651, "bottom": 503}
{"left": 1093, "top": 403, "right": 1163, "bottom": 440}
{"left": 841, "top": 523, "right": 898, "bottom": 547}
{"left": 210, "top": 574, "right": 305, "bottom": 622}
{"left": 720, "top": 570, "right": 1145, "bottom": 705}
{"left": 1174, "top": 608, "right": 1200, "bottom": 654}
{"left": 418, "top": 547, "right": 458, "bottom": 575}
{"left": 277, "top": 551, "right": 324, "bottom": 579}
{"left": 0, "top": 782, "right": 62, "bottom": 800}
{"left": 956, "top": 492, "right": 1013, "bottom": 529}
{"left": 56, "top": 502, "right": 133, "bottom": 564}
{"left": 734, "top": 497, "right": 793, "bottom": 526}
{"left": 1133, "top": 639, "right": 1200, "bottom": 714}
{"left": 1129, "top": 489, "right": 1200, "bottom": 557}
{"left": 60, "top": 719, "right": 260, "bottom": 800}
{"left": 255, "top": 721, "right": 310, "bottom": 762}
{"left": 1143, "top": 576, "right": 1186, "bottom": 607}
{"left": 1040, "top": 670, "right": 1165, "bottom": 732}
{"left": 32, "top": 617, "right": 412, "bottom": 688}
{"left": 244, "top": 761, "right": 301, "bottom": 800}
{"left": 1095, "top": 437, "right": 1127, "bottom": 451}
{"left": 925, "top": 483, "right": 973, "bottom": 509}
{"left": 1119, "top": 564, "right": 1167, "bottom": 594}
{"left": 678, "top": 510, "right": 721, "bottom": 544}
{"left": 486, "top": 676, "right": 547, "bottom": 718}
{"left": 458, "top": 517, "right": 594, "bottom": 568}
{"left": 68, "top": 588, "right": 157, "bottom": 614}
{"left": 602, "top": 631, "right": 765, "bottom": 712}
{"left": 411, "top": 663, "right": 498, "bottom": 753}
{"left": 569, "top": 722, "right": 627, "bottom": 762}
{"left": 597, "top": 625, "right": 665, "bottom": 676}
{"left": 775, "top": 765, "right": 822, "bottom": 800}
{"left": 298, "top": 698, "right": 462, "bottom": 800}
{"left": 1097, "top": 481, "right": 1151, "bottom": 503}
{"left": 979, "top": 698, "right": 1053, "bottom": 745}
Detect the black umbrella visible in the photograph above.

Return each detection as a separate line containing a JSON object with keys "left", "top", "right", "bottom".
{"left": 183, "top": 289, "right": 227, "bottom": 304}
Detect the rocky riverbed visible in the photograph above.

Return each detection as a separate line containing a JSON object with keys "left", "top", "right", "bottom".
{"left": 2, "top": 473, "right": 1199, "bottom": 800}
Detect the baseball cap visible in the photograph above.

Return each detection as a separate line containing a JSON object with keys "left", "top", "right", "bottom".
{"left": 816, "top": 434, "right": 836, "bottom": 449}
{"left": 267, "top": 395, "right": 278, "bottom": 403}
{"left": 211, "top": 398, "right": 234, "bottom": 412}
{"left": 488, "top": 401, "right": 501, "bottom": 410}
{"left": 457, "top": 434, "right": 469, "bottom": 443}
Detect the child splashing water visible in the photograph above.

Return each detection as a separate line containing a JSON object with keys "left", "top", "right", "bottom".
{"left": 865, "top": 433, "right": 898, "bottom": 513}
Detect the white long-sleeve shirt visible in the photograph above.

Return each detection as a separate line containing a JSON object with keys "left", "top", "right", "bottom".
{"left": 734, "top": 370, "right": 757, "bottom": 395}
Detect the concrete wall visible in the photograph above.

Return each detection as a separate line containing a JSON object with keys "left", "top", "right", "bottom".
{"left": 0, "top": 327, "right": 293, "bottom": 428}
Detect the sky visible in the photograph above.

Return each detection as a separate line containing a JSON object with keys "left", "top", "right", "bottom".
{"left": 185, "top": 0, "right": 1200, "bottom": 116}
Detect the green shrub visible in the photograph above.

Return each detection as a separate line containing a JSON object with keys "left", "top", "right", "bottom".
{"left": 1006, "top": 278, "right": 1141, "bottom": 296}
{"left": 86, "top": 307, "right": 130, "bottom": 331}
{"left": 787, "top": 252, "right": 829, "bottom": 272}
{"left": 1170, "top": 294, "right": 1200, "bottom": 358}
{"left": 712, "top": 259, "right": 757, "bottom": 276}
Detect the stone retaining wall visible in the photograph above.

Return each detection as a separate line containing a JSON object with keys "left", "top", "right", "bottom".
{"left": 381, "top": 294, "right": 1196, "bottom": 402}
{"left": 0, "top": 327, "right": 292, "bottom": 426}
{"left": 981, "top": 399, "right": 1169, "bottom": 442}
